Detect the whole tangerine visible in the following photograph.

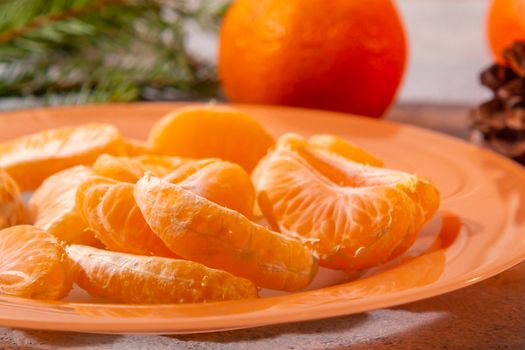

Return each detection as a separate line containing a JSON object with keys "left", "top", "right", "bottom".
{"left": 487, "top": 0, "right": 525, "bottom": 61}
{"left": 218, "top": 0, "right": 408, "bottom": 118}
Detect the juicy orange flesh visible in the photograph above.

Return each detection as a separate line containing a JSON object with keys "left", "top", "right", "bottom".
{"left": 94, "top": 155, "right": 256, "bottom": 218}
{"left": 134, "top": 174, "right": 317, "bottom": 291}
{"left": 93, "top": 154, "right": 189, "bottom": 183}
{"left": 67, "top": 244, "right": 258, "bottom": 304}
{"left": 0, "top": 104, "right": 441, "bottom": 303}
{"left": 253, "top": 134, "right": 440, "bottom": 270}
{"left": 123, "top": 138, "right": 150, "bottom": 156}
{"left": 255, "top": 149, "right": 415, "bottom": 269}
{"left": 0, "top": 124, "right": 126, "bottom": 191}
{"left": 308, "top": 134, "right": 384, "bottom": 167}
{"left": 0, "top": 168, "right": 27, "bottom": 229}
{"left": 76, "top": 176, "right": 176, "bottom": 258}
{"left": 29, "top": 165, "right": 100, "bottom": 246}
{"left": 148, "top": 106, "right": 275, "bottom": 172}
{"left": 164, "top": 159, "right": 256, "bottom": 218}
{"left": 0, "top": 225, "right": 72, "bottom": 299}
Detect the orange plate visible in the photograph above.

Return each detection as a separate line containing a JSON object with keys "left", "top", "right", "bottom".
{"left": 1, "top": 103, "right": 524, "bottom": 334}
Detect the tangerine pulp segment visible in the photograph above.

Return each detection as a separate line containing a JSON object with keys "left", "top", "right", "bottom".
{"left": 0, "top": 225, "right": 72, "bottom": 299}
{"left": 134, "top": 174, "right": 318, "bottom": 291}
{"left": 66, "top": 244, "right": 259, "bottom": 304}
{"left": 163, "top": 159, "right": 256, "bottom": 218}
{"left": 93, "top": 154, "right": 188, "bottom": 183}
{"left": 94, "top": 155, "right": 256, "bottom": 218}
{"left": 252, "top": 133, "right": 440, "bottom": 270}
{"left": 308, "top": 134, "right": 383, "bottom": 167}
{"left": 0, "top": 124, "right": 126, "bottom": 191}
{"left": 76, "top": 176, "right": 176, "bottom": 257}
{"left": 148, "top": 105, "right": 275, "bottom": 172}
{"left": 0, "top": 168, "right": 27, "bottom": 229}
{"left": 29, "top": 165, "right": 100, "bottom": 246}
{"left": 123, "top": 138, "right": 150, "bottom": 156}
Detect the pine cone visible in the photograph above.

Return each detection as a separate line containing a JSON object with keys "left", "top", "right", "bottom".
{"left": 470, "top": 41, "right": 525, "bottom": 163}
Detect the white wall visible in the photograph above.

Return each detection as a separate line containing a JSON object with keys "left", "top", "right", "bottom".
{"left": 397, "top": 0, "right": 493, "bottom": 104}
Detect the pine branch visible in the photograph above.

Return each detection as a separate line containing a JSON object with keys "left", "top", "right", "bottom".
{"left": 0, "top": 0, "right": 229, "bottom": 107}
{"left": 0, "top": 0, "right": 117, "bottom": 44}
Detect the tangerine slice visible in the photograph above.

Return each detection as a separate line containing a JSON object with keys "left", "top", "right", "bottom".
{"left": 163, "top": 159, "right": 256, "bottom": 218}
{"left": 308, "top": 134, "right": 383, "bottom": 167}
{"left": 93, "top": 154, "right": 188, "bottom": 183}
{"left": 148, "top": 105, "right": 275, "bottom": 172}
{"left": 0, "top": 168, "right": 27, "bottom": 229}
{"left": 81, "top": 157, "right": 256, "bottom": 254}
{"left": 0, "top": 124, "right": 126, "bottom": 191}
{"left": 123, "top": 138, "right": 150, "bottom": 156}
{"left": 252, "top": 134, "right": 440, "bottom": 270}
{"left": 76, "top": 176, "right": 176, "bottom": 257}
{"left": 0, "top": 225, "right": 72, "bottom": 299}
{"left": 134, "top": 174, "right": 317, "bottom": 291}
{"left": 66, "top": 244, "right": 258, "bottom": 304}
{"left": 29, "top": 166, "right": 100, "bottom": 246}
{"left": 94, "top": 155, "right": 256, "bottom": 218}
{"left": 135, "top": 155, "right": 190, "bottom": 176}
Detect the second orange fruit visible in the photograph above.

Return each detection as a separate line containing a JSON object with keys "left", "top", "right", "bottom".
{"left": 487, "top": 0, "right": 525, "bottom": 61}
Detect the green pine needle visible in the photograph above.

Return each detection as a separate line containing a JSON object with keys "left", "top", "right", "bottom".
{"left": 0, "top": 0, "right": 228, "bottom": 108}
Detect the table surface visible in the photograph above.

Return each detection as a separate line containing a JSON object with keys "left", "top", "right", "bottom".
{"left": 1, "top": 103, "right": 524, "bottom": 350}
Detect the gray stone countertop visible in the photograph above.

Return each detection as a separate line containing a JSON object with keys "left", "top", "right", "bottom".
{"left": 1, "top": 104, "right": 524, "bottom": 350}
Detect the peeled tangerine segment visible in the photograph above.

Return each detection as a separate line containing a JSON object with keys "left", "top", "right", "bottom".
{"left": 162, "top": 158, "right": 256, "bottom": 218}
{"left": 29, "top": 165, "right": 100, "bottom": 246}
{"left": 0, "top": 124, "right": 126, "bottom": 191}
{"left": 123, "top": 138, "right": 151, "bottom": 156}
{"left": 0, "top": 168, "right": 27, "bottom": 229}
{"left": 134, "top": 174, "right": 317, "bottom": 292}
{"left": 66, "top": 244, "right": 258, "bottom": 304}
{"left": 252, "top": 133, "right": 440, "bottom": 270}
{"left": 308, "top": 134, "right": 383, "bottom": 167}
{"left": 76, "top": 176, "right": 176, "bottom": 258}
{"left": 0, "top": 225, "right": 72, "bottom": 299}
{"left": 148, "top": 105, "right": 275, "bottom": 172}
{"left": 94, "top": 155, "right": 256, "bottom": 218}
{"left": 93, "top": 154, "right": 189, "bottom": 183}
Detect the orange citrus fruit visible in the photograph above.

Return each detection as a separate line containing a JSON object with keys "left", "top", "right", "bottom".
{"left": 94, "top": 156, "right": 255, "bottom": 218}
{"left": 66, "top": 244, "right": 258, "bottom": 304}
{"left": 163, "top": 159, "right": 256, "bottom": 218}
{"left": 93, "top": 154, "right": 189, "bottom": 183}
{"left": 123, "top": 138, "right": 151, "bottom": 156}
{"left": 0, "top": 124, "right": 126, "bottom": 191}
{"left": 29, "top": 166, "right": 101, "bottom": 246}
{"left": 0, "top": 168, "right": 27, "bottom": 229}
{"left": 76, "top": 176, "right": 176, "bottom": 257}
{"left": 308, "top": 134, "right": 383, "bottom": 167}
{"left": 148, "top": 106, "right": 275, "bottom": 172}
{"left": 134, "top": 174, "right": 317, "bottom": 291}
{"left": 93, "top": 154, "right": 150, "bottom": 183}
{"left": 487, "top": 0, "right": 525, "bottom": 61}
{"left": 81, "top": 158, "right": 256, "bottom": 255}
{"left": 252, "top": 134, "right": 440, "bottom": 270}
{"left": 218, "top": 0, "right": 407, "bottom": 118}
{"left": 0, "top": 225, "right": 72, "bottom": 299}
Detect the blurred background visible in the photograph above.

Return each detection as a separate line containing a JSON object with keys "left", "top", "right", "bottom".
{"left": 0, "top": 0, "right": 493, "bottom": 111}
{"left": 398, "top": 0, "right": 491, "bottom": 104}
